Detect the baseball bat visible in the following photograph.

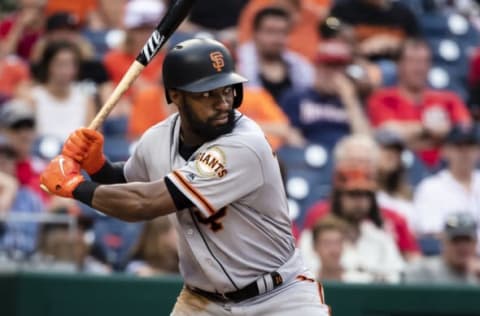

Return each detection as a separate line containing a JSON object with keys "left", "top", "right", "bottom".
{"left": 88, "top": 0, "right": 196, "bottom": 130}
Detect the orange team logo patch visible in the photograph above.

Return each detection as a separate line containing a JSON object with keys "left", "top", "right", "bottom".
{"left": 210, "top": 51, "right": 225, "bottom": 72}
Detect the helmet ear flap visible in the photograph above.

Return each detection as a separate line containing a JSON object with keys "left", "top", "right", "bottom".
{"left": 232, "top": 83, "right": 243, "bottom": 108}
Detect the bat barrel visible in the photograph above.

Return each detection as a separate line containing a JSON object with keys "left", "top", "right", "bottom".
{"left": 136, "top": 0, "right": 196, "bottom": 66}
{"left": 87, "top": 0, "right": 196, "bottom": 130}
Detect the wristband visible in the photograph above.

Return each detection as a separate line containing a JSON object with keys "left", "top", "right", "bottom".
{"left": 72, "top": 181, "right": 100, "bottom": 207}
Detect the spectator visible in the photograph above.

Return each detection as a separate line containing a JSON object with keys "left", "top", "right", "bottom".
{"left": 237, "top": 7, "right": 315, "bottom": 102}
{"left": 30, "top": 12, "right": 95, "bottom": 63}
{"left": 374, "top": 129, "right": 415, "bottom": 228}
{"left": 126, "top": 217, "right": 179, "bottom": 276}
{"left": 237, "top": 0, "right": 329, "bottom": 61}
{"left": 0, "top": 99, "right": 46, "bottom": 200}
{"left": 279, "top": 40, "right": 370, "bottom": 149}
{"left": 312, "top": 215, "right": 374, "bottom": 283}
{"left": 330, "top": 0, "right": 421, "bottom": 60}
{"left": 103, "top": 0, "right": 165, "bottom": 90}
{"left": 29, "top": 11, "right": 110, "bottom": 116}
{"left": 0, "top": 137, "right": 43, "bottom": 257}
{"left": 368, "top": 38, "right": 472, "bottom": 168}
{"left": 404, "top": 213, "right": 480, "bottom": 285}
{"left": 102, "top": 0, "right": 166, "bottom": 128}
{"left": 27, "top": 40, "right": 96, "bottom": 141}
{"left": 318, "top": 15, "right": 383, "bottom": 95}
{"left": 240, "top": 86, "right": 306, "bottom": 150}
{"left": 35, "top": 220, "right": 111, "bottom": 274}
{"left": 300, "top": 135, "right": 420, "bottom": 268}
{"left": 82, "top": 0, "right": 128, "bottom": 60}
{"left": 414, "top": 124, "right": 480, "bottom": 245}
{"left": 0, "top": 0, "right": 46, "bottom": 60}
{"left": 0, "top": 141, "right": 19, "bottom": 217}
{"left": 303, "top": 159, "right": 405, "bottom": 283}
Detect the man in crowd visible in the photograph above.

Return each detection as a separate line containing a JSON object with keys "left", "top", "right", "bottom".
{"left": 237, "top": 6, "right": 314, "bottom": 102}
{"left": 312, "top": 215, "right": 374, "bottom": 283}
{"left": 279, "top": 40, "right": 369, "bottom": 149}
{"left": 0, "top": 99, "right": 46, "bottom": 200}
{"left": 414, "top": 124, "right": 480, "bottom": 246}
{"left": 368, "top": 38, "right": 471, "bottom": 168}
{"left": 374, "top": 129, "right": 415, "bottom": 228}
{"left": 301, "top": 159, "right": 405, "bottom": 283}
{"left": 300, "top": 135, "right": 420, "bottom": 266}
{"left": 0, "top": 137, "right": 43, "bottom": 256}
{"left": 404, "top": 213, "right": 480, "bottom": 285}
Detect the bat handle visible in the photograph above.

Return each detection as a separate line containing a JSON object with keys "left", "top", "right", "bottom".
{"left": 88, "top": 60, "right": 146, "bottom": 130}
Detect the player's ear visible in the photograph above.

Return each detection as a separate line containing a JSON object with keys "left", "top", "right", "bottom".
{"left": 168, "top": 89, "right": 182, "bottom": 107}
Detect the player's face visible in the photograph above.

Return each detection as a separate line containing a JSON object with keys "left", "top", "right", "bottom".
{"left": 180, "top": 86, "right": 236, "bottom": 141}
{"left": 339, "top": 190, "right": 372, "bottom": 223}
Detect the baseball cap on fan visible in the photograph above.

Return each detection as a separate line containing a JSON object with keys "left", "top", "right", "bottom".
{"left": 444, "top": 213, "right": 477, "bottom": 240}
{"left": 123, "top": 0, "right": 166, "bottom": 29}
{"left": 316, "top": 40, "right": 352, "bottom": 65}
{"left": 0, "top": 99, "right": 35, "bottom": 130}
{"left": 444, "top": 124, "right": 480, "bottom": 145}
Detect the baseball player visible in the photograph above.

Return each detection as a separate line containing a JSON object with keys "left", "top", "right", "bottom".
{"left": 40, "top": 38, "right": 330, "bottom": 316}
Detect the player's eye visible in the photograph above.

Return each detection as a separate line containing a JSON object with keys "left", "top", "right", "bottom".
{"left": 202, "top": 91, "right": 212, "bottom": 97}
{"left": 223, "top": 87, "right": 234, "bottom": 96}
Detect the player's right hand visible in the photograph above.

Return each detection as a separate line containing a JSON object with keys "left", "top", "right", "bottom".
{"left": 40, "top": 155, "right": 85, "bottom": 198}
{"left": 62, "top": 128, "right": 106, "bottom": 175}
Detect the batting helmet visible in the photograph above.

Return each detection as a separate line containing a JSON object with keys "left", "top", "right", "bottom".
{"left": 162, "top": 38, "right": 247, "bottom": 108}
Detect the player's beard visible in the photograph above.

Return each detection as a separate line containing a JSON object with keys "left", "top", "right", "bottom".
{"left": 182, "top": 99, "right": 236, "bottom": 142}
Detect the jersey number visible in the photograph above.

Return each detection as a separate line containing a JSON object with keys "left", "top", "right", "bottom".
{"left": 194, "top": 207, "right": 227, "bottom": 232}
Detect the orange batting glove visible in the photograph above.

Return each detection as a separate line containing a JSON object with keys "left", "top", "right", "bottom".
{"left": 62, "top": 128, "right": 106, "bottom": 175}
{"left": 40, "top": 155, "right": 85, "bottom": 198}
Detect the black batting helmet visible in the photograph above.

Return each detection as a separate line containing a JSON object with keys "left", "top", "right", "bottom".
{"left": 162, "top": 38, "right": 247, "bottom": 108}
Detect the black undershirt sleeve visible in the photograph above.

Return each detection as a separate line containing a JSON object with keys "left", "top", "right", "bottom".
{"left": 164, "top": 176, "right": 194, "bottom": 210}
{"left": 90, "top": 161, "right": 127, "bottom": 184}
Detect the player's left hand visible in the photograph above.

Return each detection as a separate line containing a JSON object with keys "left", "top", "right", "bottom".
{"left": 40, "top": 155, "right": 85, "bottom": 198}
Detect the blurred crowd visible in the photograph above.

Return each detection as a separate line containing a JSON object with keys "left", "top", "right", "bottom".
{"left": 1, "top": 0, "right": 480, "bottom": 286}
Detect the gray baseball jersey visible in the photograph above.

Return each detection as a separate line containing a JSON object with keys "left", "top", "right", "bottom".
{"left": 124, "top": 111, "right": 300, "bottom": 294}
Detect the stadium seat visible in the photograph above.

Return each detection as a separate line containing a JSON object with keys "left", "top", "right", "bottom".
{"left": 32, "top": 136, "right": 63, "bottom": 160}
{"left": 417, "top": 234, "right": 442, "bottom": 256}
{"left": 104, "top": 136, "right": 132, "bottom": 161}
{"left": 277, "top": 145, "right": 334, "bottom": 225}
{"left": 93, "top": 217, "right": 144, "bottom": 270}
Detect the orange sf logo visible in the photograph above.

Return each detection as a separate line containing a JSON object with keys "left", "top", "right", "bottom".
{"left": 210, "top": 51, "right": 224, "bottom": 72}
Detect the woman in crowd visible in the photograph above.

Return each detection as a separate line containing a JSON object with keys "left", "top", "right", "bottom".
{"left": 27, "top": 40, "right": 95, "bottom": 141}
